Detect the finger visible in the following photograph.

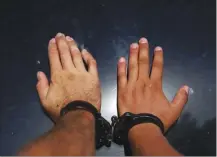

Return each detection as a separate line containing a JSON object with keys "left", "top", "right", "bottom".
{"left": 171, "top": 85, "right": 189, "bottom": 113}
{"left": 36, "top": 71, "right": 49, "bottom": 104}
{"left": 67, "top": 37, "right": 86, "bottom": 71}
{"left": 65, "top": 36, "right": 79, "bottom": 70}
{"left": 55, "top": 33, "right": 74, "bottom": 70}
{"left": 128, "top": 43, "right": 139, "bottom": 83}
{"left": 48, "top": 38, "right": 62, "bottom": 73}
{"left": 150, "top": 46, "right": 164, "bottom": 82}
{"left": 138, "top": 37, "right": 149, "bottom": 80}
{"left": 81, "top": 49, "right": 98, "bottom": 76}
{"left": 117, "top": 57, "right": 127, "bottom": 89}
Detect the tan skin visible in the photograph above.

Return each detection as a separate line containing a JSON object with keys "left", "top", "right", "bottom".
{"left": 19, "top": 33, "right": 100, "bottom": 155}
{"left": 117, "top": 38, "right": 188, "bottom": 156}
{"left": 18, "top": 34, "right": 188, "bottom": 156}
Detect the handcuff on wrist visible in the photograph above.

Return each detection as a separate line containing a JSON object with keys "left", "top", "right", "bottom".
{"left": 60, "top": 101, "right": 164, "bottom": 149}
{"left": 111, "top": 112, "right": 165, "bottom": 145}
{"left": 60, "top": 100, "right": 112, "bottom": 149}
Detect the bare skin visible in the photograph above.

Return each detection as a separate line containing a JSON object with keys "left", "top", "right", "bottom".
{"left": 117, "top": 37, "right": 189, "bottom": 156}
{"left": 18, "top": 33, "right": 100, "bottom": 155}
{"left": 19, "top": 34, "right": 188, "bottom": 156}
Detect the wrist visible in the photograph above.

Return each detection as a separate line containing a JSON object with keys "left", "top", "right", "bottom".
{"left": 128, "top": 123, "right": 163, "bottom": 142}
{"left": 59, "top": 100, "right": 98, "bottom": 124}
{"left": 48, "top": 109, "right": 95, "bottom": 156}
{"left": 60, "top": 110, "right": 95, "bottom": 126}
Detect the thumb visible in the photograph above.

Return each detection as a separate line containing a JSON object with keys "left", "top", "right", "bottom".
{"left": 171, "top": 85, "right": 189, "bottom": 114}
{"left": 36, "top": 71, "right": 49, "bottom": 104}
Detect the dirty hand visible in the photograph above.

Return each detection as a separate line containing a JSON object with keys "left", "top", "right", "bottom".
{"left": 36, "top": 33, "right": 101, "bottom": 122}
{"left": 117, "top": 38, "right": 189, "bottom": 132}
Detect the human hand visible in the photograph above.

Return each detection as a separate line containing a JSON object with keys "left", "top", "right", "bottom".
{"left": 117, "top": 38, "right": 189, "bottom": 132}
{"left": 36, "top": 33, "right": 101, "bottom": 122}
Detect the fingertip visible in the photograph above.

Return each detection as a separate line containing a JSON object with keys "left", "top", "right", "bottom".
{"left": 82, "top": 48, "right": 88, "bottom": 55}
{"left": 128, "top": 42, "right": 139, "bottom": 83}
{"left": 36, "top": 71, "right": 48, "bottom": 84}
{"left": 178, "top": 85, "right": 189, "bottom": 99}
{"left": 48, "top": 38, "right": 57, "bottom": 50}
{"left": 130, "top": 43, "right": 139, "bottom": 49}
{"left": 119, "top": 57, "right": 126, "bottom": 63}
{"left": 49, "top": 38, "right": 56, "bottom": 44}
{"left": 36, "top": 71, "right": 49, "bottom": 101}
{"left": 37, "top": 71, "right": 42, "bottom": 81}
{"left": 66, "top": 36, "right": 73, "bottom": 41}
{"left": 150, "top": 46, "right": 164, "bottom": 81}
{"left": 155, "top": 46, "right": 163, "bottom": 51}
{"left": 139, "top": 37, "right": 148, "bottom": 44}
{"left": 56, "top": 32, "right": 65, "bottom": 37}
{"left": 117, "top": 61, "right": 127, "bottom": 88}
{"left": 183, "top": 85, "right": 189, "bottom": 94}
{"left": 172, "top": 86, "right": 189, "bottom": 107}
{"left": 81, "top": 49, "right": 89, "bottom": 61}
{"left": 48, "top": 37, "right": 62, "bottom": 73}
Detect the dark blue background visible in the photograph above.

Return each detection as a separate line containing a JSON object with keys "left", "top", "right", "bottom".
{"left": 0, "top": 0, "right": 216, "bottom": 155}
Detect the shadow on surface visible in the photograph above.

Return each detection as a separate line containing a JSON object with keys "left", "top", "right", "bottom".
{"left": 123, "top": 112, "right": 216, "bottom": 156}
{"left": 166, "top": 112, "right": 216, "bottom": 156}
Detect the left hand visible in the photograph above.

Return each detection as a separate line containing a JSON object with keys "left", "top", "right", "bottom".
{"left": 117, "top": 38, "right": 188, "bottom": 132}
{"left": 36, "top": 33, "right": 101, "bottom": 122}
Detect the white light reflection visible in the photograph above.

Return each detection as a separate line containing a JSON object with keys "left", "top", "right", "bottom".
{"left": 100, "top": 84, "right": 117, "bottom": 122}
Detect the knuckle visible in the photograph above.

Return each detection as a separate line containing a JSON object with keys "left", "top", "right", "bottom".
{"left": 139, "top": 56, "right": 148, "bottom": 64}
{"left": 72, "top": 51, "right": 81, "bottom": 58}
{"left": 49, "top": 46, "right": 58, "bottom": 54}
{"left": 153, "top": 55, "right": 163, "bottom": 66}
{"left": 147, "top": 80, "right": 161, "bottom": 89}
{"left": 90, "top": 59, "right": 97, "bottom": 66}
{"left": 137, "top": 78, "right": 146, "bottom": 85}
{"left": 152, "top": 79, "right": 162, "bottom": 85}
{"left": 58, "top": 39, "right": 67, "bottom": 48}
{"left": 119, "top": 92, "right": 127, "bottom": 101}
{"left": 71, "top": 47, "right": 80, "bottom": 54}
{"left": 152, "top": 60, "right": 163, "bottom": 69}
{"left": 36, "top": 83, "right": 40, "bottom": 89}
{"left": 118, "top": 71, "right": 126, "bottom": 77}
{"left": 50, "top": 72, "right": 61, "bottom": 84}
{"left": 129, "top": 63, "right": 137, "bottom": 70}
{"left": 69, "top": 41, "right": 77, "bottom": 47}
{"left": 70, "top": 45, "right": 79, "bottom": 51}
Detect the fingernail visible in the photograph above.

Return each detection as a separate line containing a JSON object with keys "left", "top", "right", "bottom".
{"left": 71, "top": 46, "right": 79, "bottom": 52}
{"left": 66, "top": 36, "right": 73, "bottom": 41}
{"left": 50, "top": 38, "right": 55, "bottom": 43}
{"left": 139, "top": 37, "right": 148, "bottom": 43}
{"left": 82, "top": 49, "right": 88, "bottom": 53}
{"left": 183, "top": 85, "right": 189, "bottom": 94}
{"left": 56, "top": 32, "right": 64, "bottom": 37}
{"left": 131, "top": 43, "right": 138, "bottom": 49}
{"left": 155, "top": 46, "right": 162, "bottom": 51}
{"left": 37, "top": 72, "right": 41, "bottom": 80}
{"left": 119, "top": 57, "right": 125, "bottom": 63}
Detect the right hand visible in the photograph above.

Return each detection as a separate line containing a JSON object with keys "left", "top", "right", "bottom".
{"left": 117, "top": 37, "right": 189, "bottom": 132}
{"left": 36, "top": 33, "right": 101, "bottom": 122}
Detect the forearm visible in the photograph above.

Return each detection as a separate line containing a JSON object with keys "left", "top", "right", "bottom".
{"left": 128, "top": 123, "right": 182, "bottom": 156}
{"left": 18, "top": 110, "right": 95, "bottom": 156}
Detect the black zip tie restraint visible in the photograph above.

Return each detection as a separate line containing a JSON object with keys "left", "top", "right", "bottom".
{"left": 60, "top": 100, "right": 112, "bottom": 149}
